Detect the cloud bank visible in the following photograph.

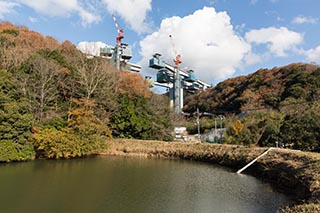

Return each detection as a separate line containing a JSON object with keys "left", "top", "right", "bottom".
{"left": 0, "top": 1, "right": 19, "bottom": 19}
{"left": 305, "top": 46, "right": 320, "bottom": 63}
{"left": 139, "top": 7, "right": 250, "bottom": 83}
{"left": 1, "top": 0, "right": 152, "bottom": 31}
{"left": 0, "top": 0, "right": 101, "bottom": 26}
{"left": 245, "top": 27, "right": 303, "bottom": 57}
{"left": 139, "top": 7, "right": 308, "bottom": 84}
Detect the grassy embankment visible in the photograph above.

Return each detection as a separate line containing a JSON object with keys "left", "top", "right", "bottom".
{"left": 104, "top": 139, "right": 320, "bottom": 212}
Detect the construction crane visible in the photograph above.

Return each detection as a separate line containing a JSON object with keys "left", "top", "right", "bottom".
{"left": 111, "top": 13, "right": 124, "bottom": 70}
{"left": 98, "top": 14, "right": 141, "bottom": 72}
{"left": 169, "top": 35, "right": 182, "bottom": 113}
{"left": 169, "top": 35, "right": 182, "bottom": 67}
{"left": 112, "top": 13, "right": 124, "bottom": 45}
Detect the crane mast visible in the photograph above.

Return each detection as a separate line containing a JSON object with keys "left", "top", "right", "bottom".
{"left": 112, "top": 13, "right": 124, "bottom": 45}
{"left": 112, "top": 13, "right": 124, "bottom": 70}
{"left": 98, "top": 14, "right": 140, "bottom": 72}
{"left": 170, "top": 35, "right": 182, "bottom": 114}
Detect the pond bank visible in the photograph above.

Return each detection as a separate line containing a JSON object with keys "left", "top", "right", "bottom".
{"left": 104, "top": 139, "right": 320, "bottom": 212}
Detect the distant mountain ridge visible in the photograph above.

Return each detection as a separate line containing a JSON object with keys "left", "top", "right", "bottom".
{"left": 183, "top": 63, "right": 320, "bottom": 113}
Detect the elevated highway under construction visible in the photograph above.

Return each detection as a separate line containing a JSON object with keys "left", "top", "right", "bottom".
{"left": 87, "top": 14, "right": 211, "bottom": 114}
{"left": 148, "top": 53, "right": 211, "bottom": 113}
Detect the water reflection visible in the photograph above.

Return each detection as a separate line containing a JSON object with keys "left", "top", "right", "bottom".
{"left": 0, "top": 156, "right": 290, "bottom": 213}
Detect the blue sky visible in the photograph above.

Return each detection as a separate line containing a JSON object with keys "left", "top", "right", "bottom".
{"left": 1, "top": 0, "right": 320, "bottom": 86}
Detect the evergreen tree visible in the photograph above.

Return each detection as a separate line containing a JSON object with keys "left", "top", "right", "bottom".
{"left": 0, "top": 69, "right": 35, "bottom": 162}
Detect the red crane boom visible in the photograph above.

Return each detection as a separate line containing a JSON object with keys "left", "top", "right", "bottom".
{"left": 112, "top": 13, "right": 124, "bottom": 45}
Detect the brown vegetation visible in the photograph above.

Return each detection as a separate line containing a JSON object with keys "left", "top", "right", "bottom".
{"left": 184, "top": 63, "right": 320, "bottom": 113}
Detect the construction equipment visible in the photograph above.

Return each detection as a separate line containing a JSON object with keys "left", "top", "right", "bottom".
{"left": 169, "top": 35, "right": 182, "bottom": 113}
{"left": 112, "top": 13, "right": 126, "bottom": 70}
{"left": 149, "top": 52, "right": 211, "bottom": 113}
{"left": 149, "top": 35, "right": 211, "bottom": 112}
{"left": 112, "top": 13, "right": 124, "bottom": 45}
{"left": 99, "top": 14, "right": 140, "bottom": 72}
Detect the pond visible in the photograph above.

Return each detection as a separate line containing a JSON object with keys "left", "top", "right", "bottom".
{"left": 0, "top": 156, "right": 291, "bottom": 213}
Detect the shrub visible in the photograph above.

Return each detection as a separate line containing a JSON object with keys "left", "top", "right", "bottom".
{"left": 0, "top": 140, "right": 35, "bottom": 162}
{"left": 31, "top": 98, "right": 111, "bottom": 159}
{"left": 32, "top": 127, "right": 108, "bottom": 159}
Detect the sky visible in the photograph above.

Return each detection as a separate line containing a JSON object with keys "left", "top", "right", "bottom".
{"left": 1, "top": 0, "right": 320, "bottom": 88}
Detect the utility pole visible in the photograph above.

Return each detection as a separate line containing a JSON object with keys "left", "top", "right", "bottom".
{"left": 214, "top": 115, "right": 217, "bottom": 143}
{"left": 219, "top": 115, "right": 224, "bottom": 140}
{"left": 197, "top": 108, "right": 201, "bottom": 142}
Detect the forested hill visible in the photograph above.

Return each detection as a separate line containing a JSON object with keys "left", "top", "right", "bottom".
{"left": 184, "top": 63, "right": 320, "bottom": 113}
{"left": 0, "top": 22, "right": 173, "bottom": 162}
{"left": 183, "top": 63, "right": 320, "bottom": 152}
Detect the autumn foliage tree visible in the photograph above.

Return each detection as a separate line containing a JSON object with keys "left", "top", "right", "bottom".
{"left": 0, "top": 22, "right": 175, "bottom": 161}
{"left": 32, "top": 98, "right": 111, "bottom": 159}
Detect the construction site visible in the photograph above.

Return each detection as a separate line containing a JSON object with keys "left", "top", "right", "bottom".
{"left": 96, "top": 14, "right": 211, "bottom": 115}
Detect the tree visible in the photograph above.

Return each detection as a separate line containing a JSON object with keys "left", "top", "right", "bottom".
{"left": 32, "top": 98, "right": 112, "bottom": 159}
{"left": 18, "top": 54, "right": 61, "bottom": 121}
{"left": 71, "top": 52, "right": 116, "bottom": 99}
{"left": 117, "top": 71, "right": 151, "bottom": 98}
{"left": 279, "top": 102, "right": 320, "bottom": 152}
{"left": 0, "top": 69, "right": 35, "bottom": 162}
{"left": 140, "top": 93, "right": 174, "bottom": 141}
{"left": 110, "top": 93, "right": 174, "bottom": 141}
{"left": 224, "top": 111, "right": 283, "bottom": 146}
{"left": 65, "top": 51, "right": 119, "bottom": 116}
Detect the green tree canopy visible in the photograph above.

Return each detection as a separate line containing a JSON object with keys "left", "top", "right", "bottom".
{"left": 0, "top": 69, "right": 35, "bottom": 162}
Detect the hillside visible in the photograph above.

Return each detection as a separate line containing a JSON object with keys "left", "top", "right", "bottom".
{"left": 0, "top": 22, "right": 174, "bottom": 162}
{"left": 184, "top": 63, "right": 320, "bottom": 113}
{"left": 183, "top": 63, "right": 320, "bottom": 152}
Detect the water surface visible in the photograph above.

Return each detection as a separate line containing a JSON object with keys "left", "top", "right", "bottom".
{"left": 0, "top": 156, "right": 291, "bottom": 213}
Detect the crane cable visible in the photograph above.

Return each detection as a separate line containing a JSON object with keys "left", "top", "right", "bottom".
{"left": 169, "top": 35, "right": 182, "bottom": 67}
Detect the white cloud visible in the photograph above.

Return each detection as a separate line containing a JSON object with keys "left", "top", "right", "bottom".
{"left": 304, "top": 46, "right": 320, "bottom": 63}
{"left": 102, "top": 0, "right": 152, "bottom": 34}
{"left": 77, "top": 41, "right": 108, "bottom": 56}
{"left": 245, "top": 27, "right": 303, "bottom": 57}
{"left": 139, "top": 7, "right": 250, "bottom": 83}
{"left": 292, "top": 15, "right": 318, "bottom": 24}
{"left": 0, "top": 1, "right": 19, "bottom": 19}
{"left": 244, "top": 52, "right": 262, "bottom": 66}
{"left": 17, "top": 0, "right": 78, "bottom": 17}
{"left": 77, "top": 6, "right": 101, "bottom": 27}
{"left": 7, "top": 0, "right": 153, "bottom": 31}
{"left": 250, "top": 0, "right": 258, "bottom": 5}
{"left": 4, "top": 0, "right": 101, "bottom": 26}
{"left": 28, "top": 16, "right": 37, "bottom": 23}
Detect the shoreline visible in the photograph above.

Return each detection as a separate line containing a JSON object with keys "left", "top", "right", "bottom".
{"left": 103, "top": 139, "right": 320, "bottom": 212}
